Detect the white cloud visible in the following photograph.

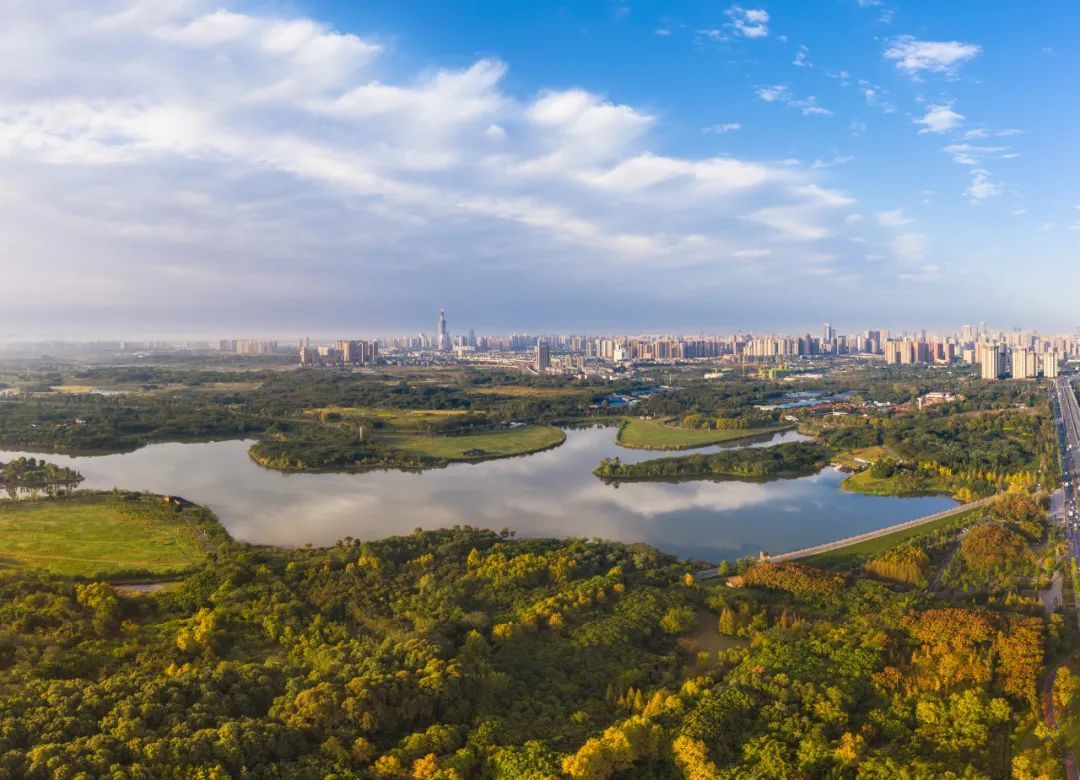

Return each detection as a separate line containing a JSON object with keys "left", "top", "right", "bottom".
{"left": 899, "top": 263, "right": 939, "bottom": 282}
{"left": 755, "top": 85, "right": 791, "bottom": 103}
{"left": 0, "top": 0, "right": 878, "bottom": 329}
{"left": 756, "top": 86, "right": 832, "bottom": 117}
{"left": 793, "top": 46, "right": 811, "bottom": 67}
{"left": 811, "top": 155, "right": 853, "bottom": 169}
{"left": 967, "top": 170, "right": 1002, "bottom": 200}
{"left": 942, "top": 143, "right": 1011, "bottom": 165}
{"left": 790, "top": 97, "right": 833, "bottom": 117}
{"left": 890, "top": 232, "right": 938, "bottom": 281}
{"left": 727, "top": 6, "right": 770, "bottom": 38}
{"left": 703, "top": 122, "right": 742, "bottom": 134}
{"left": 884, "top": 36, "right": 982, "bottom": 76}
{"left": 875, "top": 209, "right": 913, "bottom": 227}
{"left": 748, "top": 207, "right": 830, "bottom": 240}
{"left": 914, "top": 104, "right": 964, "bottom": 134}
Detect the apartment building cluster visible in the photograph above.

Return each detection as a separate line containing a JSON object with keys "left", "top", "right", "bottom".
{"left": 972, "top": 341, "right": 1060, "bottom": 381}
{"left": 880, "top": 328, "right": 1070, "bottom": 380}
{"left": 220, "top": 339, "right": 280, "bottom": 355}
{"left": 280, "top": 310, "right": 1080, "bottom": 379}
{"left": 297, "top": 337, "right": 379, "bottom": 367}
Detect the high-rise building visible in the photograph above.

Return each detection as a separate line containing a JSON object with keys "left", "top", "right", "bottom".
{"left": 823, "top": 323, "right": 835, "bottom": 343}
{"left": 534, "top": 338, "right": 550, "bottom": 371}
{"left": 1043, "top": 353, "right": 1060, "bottom": 379}
{"left": 980, "top": 344, "right": 1004, "bottom": 380}
{"left": 436, "top": 308, "right": 450, "bottom": 352}
{"left": 1011, "top": 347, "right": 1032, "bottom": 380}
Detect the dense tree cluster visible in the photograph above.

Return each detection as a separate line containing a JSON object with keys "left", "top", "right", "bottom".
{"left": 0, "top": 457, "right": 82, "bottom": 489}
{"left": 864, "top": 547, "right": 930, "bottom": 588}
{"left": 594, "top": 442, "right": 830, "bottom": 482}
{"left": 0, "top": 509, "right": 1065, "bottom": 778}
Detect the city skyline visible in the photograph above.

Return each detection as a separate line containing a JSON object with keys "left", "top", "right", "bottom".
{"left": 2, "top": 1, "right": 1079, "bottom": 338}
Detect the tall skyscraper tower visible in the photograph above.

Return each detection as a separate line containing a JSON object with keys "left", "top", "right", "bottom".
{"left": 535, "top": 338, "right": 551, "bottom": 372}
{"left": 823, "top": 323, "right": 835, "bottom": 343}
{"left": 437, "top": 308, "right": 450, "bottom": 351}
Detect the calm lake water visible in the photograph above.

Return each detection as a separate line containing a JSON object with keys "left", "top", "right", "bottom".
{"left": 0, "top": 427, "right": 954, "bottom": 562}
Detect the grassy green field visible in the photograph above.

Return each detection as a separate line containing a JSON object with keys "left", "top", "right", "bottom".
{"left": 309, "top": 406, "right": 471, "bottom": 431}
{"left": 830, "top": 445, "right": 898, "bottom": 469}
{"left": 802, "top": 505, "right": 983, "bottom": 570}
{"left": 678, "top": 606, "right": 748, "bottom": 677}
{"left": 615, "top": 417, "right": 793, "bottom": 450}
{"left": 841, "top": 468, "right": 951, "bottom": 497}
{"left": 378, "top": 425, "right": 566, "bottom": 460}
{"left": 0, "top": 496, "right": 206, "bottom": 578}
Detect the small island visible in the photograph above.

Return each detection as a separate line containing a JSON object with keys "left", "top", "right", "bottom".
{"left": 249, "top": 406, "right": 566, "bottom": 472}
{"left": 594, "top": 441, "right": 831, "bottom": 482}
{"left": 615, "top": 414, "right": 795, "bottom": 450}
{"left": 0, "top": 456, "right": 84, "bottom": 494}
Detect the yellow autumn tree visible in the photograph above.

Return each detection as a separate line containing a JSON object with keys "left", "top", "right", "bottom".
{"left": 672, "top": 735, "right": 720, "bottom": 780}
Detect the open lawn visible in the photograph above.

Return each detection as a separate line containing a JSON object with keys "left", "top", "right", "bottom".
{"left": 308, "top": 407, "right": 473, "bottom": 432}
{"left": 378, "top": 425, "right": 565, "bottom": 460}
{"left": 831, "top": 445, "right": 898, "bottom": 469}
{"left": 678, "top": 606, "right": 748, "bottom": 677}
{"left": 803, "top": 505, "right": 984, "bottom": 570}
{"left": 616, "top": 417, "right": 793, "bottom": 450}
{"left": 0, "top": 496, "right": 207, "bottom": 578}
{"left": 841, "top": 468, "right": 950, "bottom": 497}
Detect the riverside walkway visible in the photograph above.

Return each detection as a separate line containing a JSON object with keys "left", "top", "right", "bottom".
{"left": 696, "top": 495, "right": 994, "bottom": 579}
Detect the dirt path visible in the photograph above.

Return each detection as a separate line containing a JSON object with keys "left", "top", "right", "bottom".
{"left": 926, "top": 542, "right": 960, "bottom": 592}
{"left": 1041, "top": 572, "right": 1065, "bottom": 615}
{"left": 179, "top": 507, "right": 215, "bottom": 559}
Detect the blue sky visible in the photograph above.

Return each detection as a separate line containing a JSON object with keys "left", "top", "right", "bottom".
{"left": 1, "top": 0, "right": 1077, "bottom": 339}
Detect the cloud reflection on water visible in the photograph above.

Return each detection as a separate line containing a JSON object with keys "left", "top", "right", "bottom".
{"left": 0, "top": 428, "right": 953, "bottom": 561}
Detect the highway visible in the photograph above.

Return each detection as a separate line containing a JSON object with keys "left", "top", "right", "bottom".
{"left": 1052, "top": 376, "right": 1080, "bottom": 569}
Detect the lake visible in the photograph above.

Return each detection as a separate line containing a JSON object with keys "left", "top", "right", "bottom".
{"left": 0, "top": 427, "right": 954, "bottom": 562}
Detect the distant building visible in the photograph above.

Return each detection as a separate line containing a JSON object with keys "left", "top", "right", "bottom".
{"left": 917, "top": 392, "right": 961, "bottom": 410}
{"left": 436, "top": 309, "right": 451, "bottom": 352}
{"left": 979, "top": 343, "right": 1005, "bottom": 380}
{"left": 534, "top": 338, "right": 551, "bottom": 371}
{"left": 1011, "top": 347, "right": 1035, "bottom": 380}
{"left": 235, "top": 339, "right": 277, "bottom": 355}
{"left": 1043, "top": 352, "right": 1060, "bottom": 379}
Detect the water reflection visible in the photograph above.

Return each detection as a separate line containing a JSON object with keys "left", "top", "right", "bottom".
{"left": 0, "top": 427, "right": 954, "bottom": 562}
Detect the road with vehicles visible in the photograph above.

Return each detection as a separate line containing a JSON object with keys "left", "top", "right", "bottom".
{"left": 1049, "top": 375, "right": 1080, "bottom": 780}
{"left": 1052, "top": 376, "right": 1080, "bottom": 572}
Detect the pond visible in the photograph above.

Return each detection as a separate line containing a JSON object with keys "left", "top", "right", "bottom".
{"left": 0, "top": 427, "right": 954, "bottom": 562}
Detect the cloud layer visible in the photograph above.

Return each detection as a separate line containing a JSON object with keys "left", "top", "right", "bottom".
{"left": 0, "top": 0, "right": 918, "bottom": 336}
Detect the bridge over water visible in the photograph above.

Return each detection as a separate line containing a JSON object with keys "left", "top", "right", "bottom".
{"left": 695, "top": 495, "right": 995, "bottom": 580}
